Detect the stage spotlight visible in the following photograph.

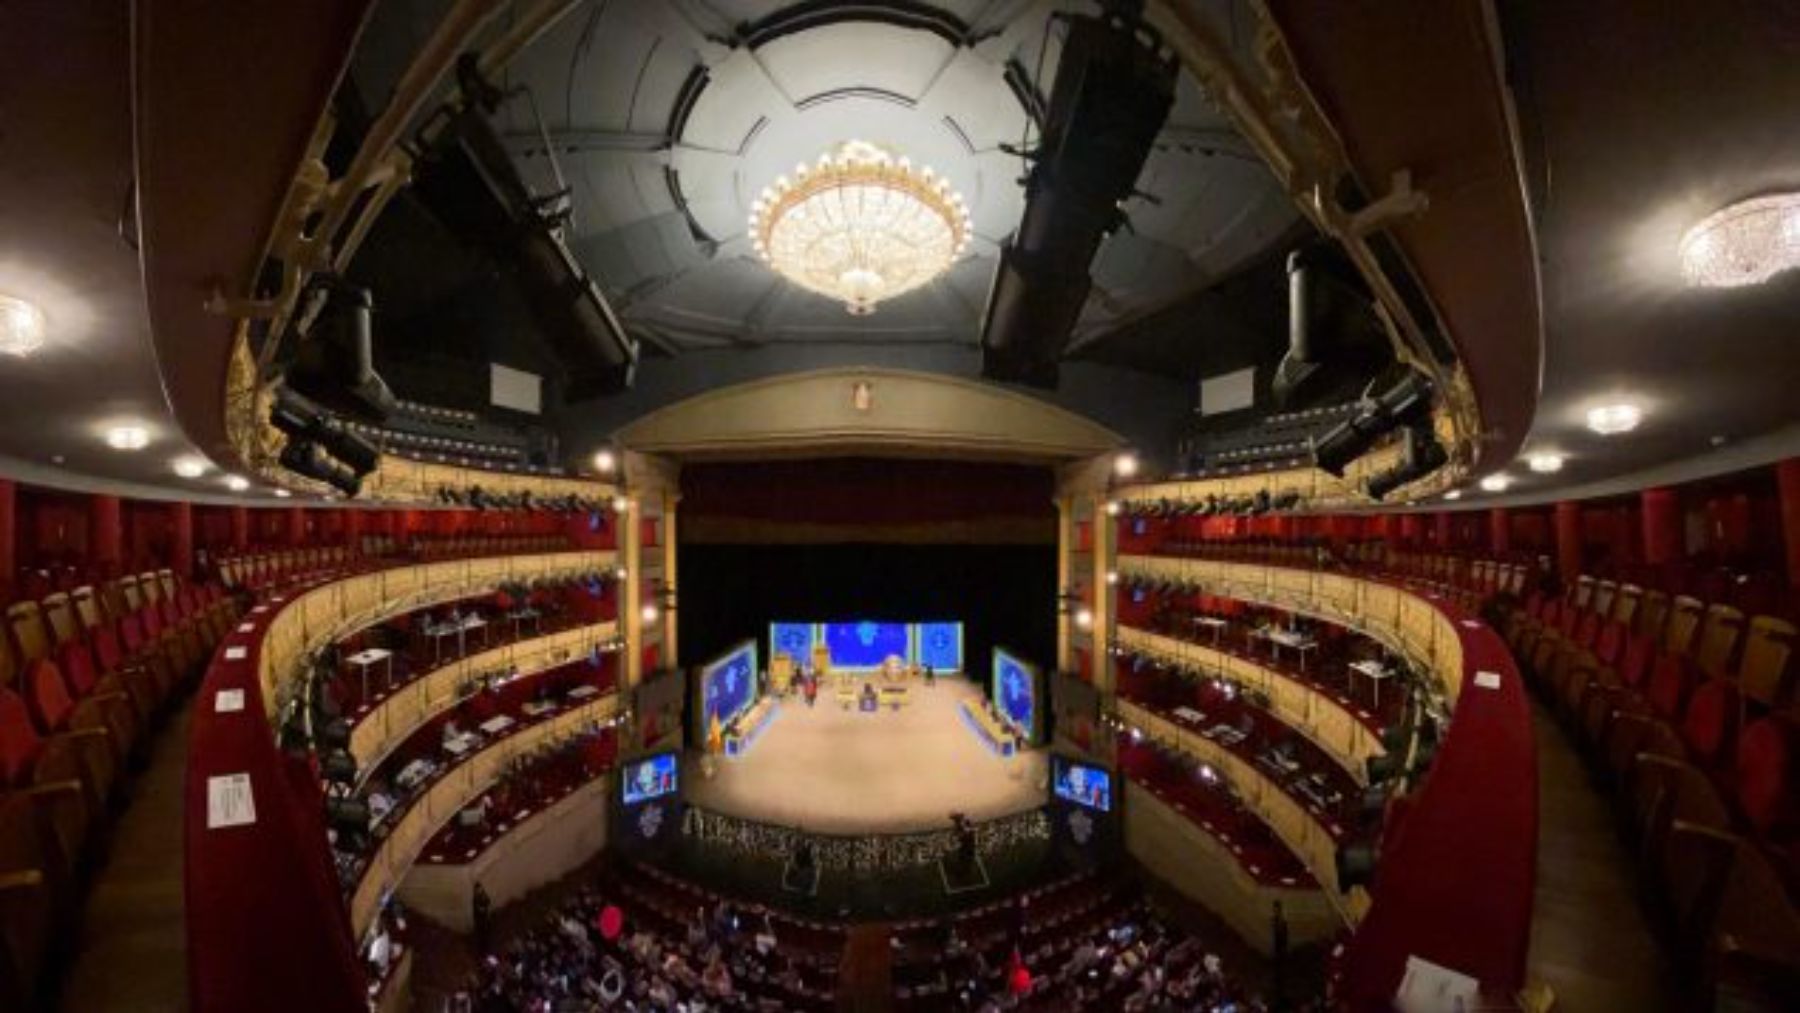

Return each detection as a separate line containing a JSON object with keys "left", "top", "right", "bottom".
{"left": 280, "top": 439, "right": 363, "bottom": 498}
{"left": 316, "top": 715, "right": 352, "bottom": 751}
{"left": 1335, "top": 840, "right": 1379, "bottom": 889}
{"left": 1312, "top": 371, "right": 1437, "bottom": 477}
{"left": 278, "top": 277, "right": 397, "bottom": 422}
{"left": 1364, "top": 425, "right": 1449, "bottom": 501}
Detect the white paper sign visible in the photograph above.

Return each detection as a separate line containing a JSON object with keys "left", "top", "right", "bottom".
{"left": 224, "top": 646, "right": 248, "bottom": 661}
{"left": 237, "top": 623, "right": 255, "bottom": 633}
{"left": 1461, "top": 620, "right": 1482, "bottom": 630}
{"left": 1395, "top": 955, "right": 1480, "bottom": 1013}
{"left": 214, "top": 689, "right": 245, "bottom": 713}
{"left": 206, "top": 773, "right": 257, "bottom": 829}
{"left": 1474, "top": 670, "right": 1502, "bottom": 690}
{"left": 251, "top": 606, "right": 268, "bottom": 614}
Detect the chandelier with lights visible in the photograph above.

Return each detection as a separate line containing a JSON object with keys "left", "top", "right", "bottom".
{"left": 1678, "top": 192, "right": 1800, "bottom": 288}
{"left": 749, "top": 140, "right": 970, "bottom": 315}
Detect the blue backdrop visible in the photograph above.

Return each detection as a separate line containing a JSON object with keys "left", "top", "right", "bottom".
{"left": 769, "top": 622, "right": 816, "bottom": 665}
{"left": 823, "top": 621, "right": 910, "bottom": 668}
{"left": 993, "top": 648, "right": 1037, "bottom": 740}
{"left": 916, "top": 622, "right": 963, "bottom": 671}
{"left": 702, "top": 641, "right": 758, "bottom": 731}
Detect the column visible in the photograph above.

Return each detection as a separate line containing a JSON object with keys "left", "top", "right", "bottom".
{"left": 170, "top": 502, "right": 194, "bottom": 578}
{"left": 622, "top": 495, "right": 642, "bottom": 688}
{"left": 1554, "top": 500, "right": 1583, "bottom": 579}
{"left": 90, "top": 495, "right": 123, "bottom": 570}
{"left": 1434, "top": 512, "right": 1452, "bottom": 549}
{"left": 1091, "top": 494, "right": 1114, "bottom": 694}
{"left": 1488, "top": 508, "right": 1510, "bottom": 555}
{"left": 1055, "top": 496, "right": 1074, "bottom": 674}
{"left": 661, "top": 491, "right": 680, "bottom": 668}
{"left": 229, "top": 506, "right": 250, "bottom": 551}
{"left": 1641, "top": 487, "right": 1683, "bottom": 566}
{"left": 1777, "top": 459, "right": 1800, "bottom": 588}
{"left": 286, "top": 506, "right": 307, "bottom": 545}
{"left": 342, "top": 508, "right": 363, "bottom": 552}
{"left": 0, "top": 479, "right": 14, "bottom": 584}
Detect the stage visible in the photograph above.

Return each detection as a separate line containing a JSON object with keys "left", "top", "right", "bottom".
{"left": 685, "top": 676, "right": 1047, "bottom": 834}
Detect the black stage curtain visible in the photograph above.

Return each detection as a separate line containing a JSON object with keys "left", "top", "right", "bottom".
{"left": 678, "top": 542, "right": 1058, "bottom": 687}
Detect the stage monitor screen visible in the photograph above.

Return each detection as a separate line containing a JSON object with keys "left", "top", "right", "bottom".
{"left": 992, "top": 647, "right": 1040, "bottom": 742}
{"left": 915, "top": 621, "right": 963, "bottom": 672}
{"left": 622, "top": 752, "right": 678, "bottom": 805}
{"left": 700, "top": 640, "right": 758, "bottom": 735}
{"left": 1052, "top": 755, "right": 1113, "bottom": 812}
{"left": 769, "top": 622, "right": 816, "bottom": 666}
{"left": 824, "top": 621, "right": 910, "bottom": 669}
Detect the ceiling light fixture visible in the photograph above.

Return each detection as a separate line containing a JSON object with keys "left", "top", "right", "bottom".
{"left": 1479, "top": 473, "right": 1511, "bottom": 493}
{"left": 274, "top": 489, "right": 292, "bottom": 499}
{"left": 1526, "top": 453, "right": 1565, "bottom": 474}
{"left": 1113, "top": 452, "right": 1139, "bottom": 479}
{"left": 104, "top": 425, "right": 150, "bottom": 451}
{"left": 172, "top": 455, "right": 211, "bottom": 478}
{"left": 1586, "top": 403, "right": 1642, "bottom": 435}
{"left": 222, "top": 475, "right": 250, "bottom": 492}
{"left": 0, "top": 293, "right": 47, "bottom": 358}
{"left": 593, "top": 448, "right": 617, "bottom": 474}
{"left": 1678, "top": 192, "right": 1800, "bottom": 288}
{"left": 1443, "top": 490, "right": 1462, "bottom": 501}
{"left": 749, "top": 140, "right": 970, "bottom": 315}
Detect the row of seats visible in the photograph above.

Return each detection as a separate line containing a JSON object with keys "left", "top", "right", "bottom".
{"left": 1491, "top": 572, "right": 1800, "bottom": 1003}
{"left": 0, "top": 567, "right": 241, "bottom": 1007}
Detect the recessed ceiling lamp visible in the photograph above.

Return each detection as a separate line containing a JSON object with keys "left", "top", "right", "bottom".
{"left": 1479, "top": 473, "right": 1511, "bottom": 493}
{"left": 1443, "top": 490, "right": 1462, "bottom": 501}
{"left": 273, "top": 489, "right": 292, "bottom": 499}
{"left": 222, "top": 475, "right": 250, "bottom": 492}
{"left": 1678, "top": 192, "right": 1800, "bottom": 288}
{"left": 1586, "top": 403, "right": 1642, "bottom": 435}
{"left": 592, "top": 448, "right": 617, "bottom": 474}
{"left": 749, "top": 140, "right": 970, "bottom": 315}
{"left": 104, "top": 425, "right": 150, "bottom": 451}
{"left": 1526, "top": 453, "right": 1565, "bottom": 474}
{"left": 0, "top": 293, "right": 47, "bottom": 358}
{"left": 1113, "top": 452, "right": 1140, "bottom": 479}
{"left": 172, "top": 455, "right": 211, "bottom": 478}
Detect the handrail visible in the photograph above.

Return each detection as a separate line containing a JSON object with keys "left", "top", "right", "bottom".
{"left": 347, "top": 690, "right": 621, "bottom": 936}
{"left": 1113, "top": 623, "right": 1387, "bottom": 780}
{"left": 1112, "top": 551, "right": 1536, "bottom": 1004}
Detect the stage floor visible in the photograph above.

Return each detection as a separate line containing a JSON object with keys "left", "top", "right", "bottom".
{"left": 685, "top": 677, "right": 1046, "bottom": 834}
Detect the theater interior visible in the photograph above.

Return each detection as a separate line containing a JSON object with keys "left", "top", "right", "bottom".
{"left": 3, "top": 1, "right": 1800, "bottom": 1011}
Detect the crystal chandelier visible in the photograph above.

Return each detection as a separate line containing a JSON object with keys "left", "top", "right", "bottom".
{"left": 749, "top": 141, "right": 970, "bottom": 315}
{"left": 1678, "top": 192, "right": 1800, "bottom": 288}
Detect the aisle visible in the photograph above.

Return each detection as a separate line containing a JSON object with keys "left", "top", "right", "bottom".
{"left": 58, "top": 707, "right": 192, "bottom": 1013}
{"left": 1525, "top": 704, "right": 1677, "bottom": 1011}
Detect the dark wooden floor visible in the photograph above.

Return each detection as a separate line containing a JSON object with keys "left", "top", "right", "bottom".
{"left": 56, "top": 707, "right": 190, "bottom": 1013}
{"left": 1525, "top": 704, "right": 1678, "bottom": 1011}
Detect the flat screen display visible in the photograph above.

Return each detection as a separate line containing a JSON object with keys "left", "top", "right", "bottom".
{"left": 701, "top": 640, "right": 758, "bottom": 733}
{"left": 622, "top": 752, "right": 678, "bottom": 805}
{"left": 769, "top": 622, "right": 816, "bottom": 666}
{"left": 823, "top": 621, "right": 910, "bottom": 669}
{"left": 1051, "top": 755, "right": 1112, "bottom": 812}
{"left": 915, "top": 621, "right": 963, "bottom": 672}
{"left": 992, "top": 647, "right": 1038, "bottom": 741}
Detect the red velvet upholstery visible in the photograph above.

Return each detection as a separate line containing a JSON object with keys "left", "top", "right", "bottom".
{"left": 1678, "top": 679, "right": 1738, "bottom": 766}
{"left": 1593, "top": 621, "right": 1626, "bottom": 668}
{"left": 0, "top": 689, "right": 44, "bottom": 784}
{"left": 1646, "top": 654, "right": 1695, "bottom": 720}
{"left": 1736, "top": 716, "right": 1800, "bottom": 834}
{"left": 24, "top": 659, "right": 75, "bottom": 734}
{"left": 1617, "top": 634, "right": 1656, "bottom": 689}
{"left": 57, "top": 642, "right": 99, "bottom": 697}
{"left": 90, "top": 627, "right": 125, "bottom": 674}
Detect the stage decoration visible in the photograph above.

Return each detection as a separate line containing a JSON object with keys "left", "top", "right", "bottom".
{"left": 1678, "top": 192, "right": 1800, "bottom": 288}
{"left": 749, "top": 140, "right": 971, "bottom": 315}
{"left": 681, "top": 805, "right": 1050, "bottom": 873}
{"left": 597, "top": 905, "right": 624, "bottom": 941}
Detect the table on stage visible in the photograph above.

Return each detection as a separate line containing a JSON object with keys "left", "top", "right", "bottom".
{"left": 724, "top": 696, "right": 779, "bottom": 756}
{"left": 959, "top": 699, "right": 1017, "bottom": 757}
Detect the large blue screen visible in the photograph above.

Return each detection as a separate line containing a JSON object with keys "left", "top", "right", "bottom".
{"left": 702, "top": 641, "right": 758, "bottom": 732}
{"left": 622, "top": 752, "right": 679, "bottom": 805}
{"left": 916, "top": 622, "right": 963, "bottom": 671}
{"left": 992, "top": 648, "right": 1037, "bottom": 740}
{"left": 824, "top": 621, "right": 909, "bottom": 669}
{"left": 769, "top": 622, "right": 816, "bottom": 665}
